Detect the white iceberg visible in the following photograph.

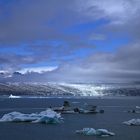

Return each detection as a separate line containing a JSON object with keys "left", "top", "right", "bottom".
{"left": 76, "top": 128, "right": 115, "bottom": 137}
{"left": 123, "top": 119, "right": 140, "bottom": 126}
{"left": 136, "top": 106, "right": 140, "bottom": 109}
{"left": 9, "top": 94, "right": 21, "bottom": 98}
{"left": 76, "top": 128, "right": 96, "bottom": 136}
{"left": 0, "top": 109, "right": 63, "bottom": 124}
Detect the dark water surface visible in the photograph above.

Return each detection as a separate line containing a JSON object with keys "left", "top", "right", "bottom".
{"left": 0, "top": 97, "right": 140, "bottom": 140}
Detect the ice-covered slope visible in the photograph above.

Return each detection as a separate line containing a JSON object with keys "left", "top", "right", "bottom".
{"left": 0, "top": 82, "right": 140, "bottom": 97}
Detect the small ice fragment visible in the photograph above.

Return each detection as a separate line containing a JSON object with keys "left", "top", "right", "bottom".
{"left": 123, "top": 119, "right": 140, "bottom": 126}
{"left": 9, "top": 94, "right": 21, "bottom": 98}
{"left": 136, "top": 106, "right": 140, "bottom": 109}
{"left": 76, "top": 128, "right": 115, "bottom": 137}
{"left": 76, "top": 128, "right": 96, "bottom": 135}
{"left": 72, "top": 102, "right": 80, "bottom": 104}
{"left": 96, "top": 129, "right": 115, "bottom": 136}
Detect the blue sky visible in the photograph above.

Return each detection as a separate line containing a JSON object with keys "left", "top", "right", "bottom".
{"left": 0, "top": 0, "right": 140, "bottom": 82}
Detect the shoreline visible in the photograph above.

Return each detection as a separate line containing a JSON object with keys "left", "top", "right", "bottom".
{"left": 1, "top": 95, "right": 140, "bottom": 99}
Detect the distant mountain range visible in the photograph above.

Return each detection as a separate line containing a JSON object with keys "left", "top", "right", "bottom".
{"left": 0, "top": 82, "right": 140, "bottom": 97}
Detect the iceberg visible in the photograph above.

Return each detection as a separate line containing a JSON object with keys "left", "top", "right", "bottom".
{"left": 136, "top": 106, "right": 140, "bottom": 109}
{"left": 0, "top": 109, "right": 63, "bottom": 124}
{"left": 127, "top": 109, "right": 140, "bottom": 114}
{"left": 9, "top": 94, "right": 21, "bottom": 98}
{"left": 76, "top": 128, "right": 115, "bottom": 137}
{"left": 123, "top": 119, "right": 140, "bottom": 126}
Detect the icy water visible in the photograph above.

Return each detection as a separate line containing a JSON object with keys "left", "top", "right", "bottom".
{"left": 0, "top": 97, "right": 140, "bottom": 140}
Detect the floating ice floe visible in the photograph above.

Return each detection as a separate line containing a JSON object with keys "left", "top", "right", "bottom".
{"left": 53, "top": 101, "right": 104, "bottom": 114}
{"left": 127, "top": 110, "right": 140, "bottom": 114}
{"left": 9, "top": 94, "right": 21, "bottom": 98}
{"left": 76, "top": 128, "right": 115, "bottom": 137}
{"left": 123, "top": 119, "right": 140, "bottom": 126}
{"left": 0, "top": 109, "right": 63, "bottom": 124}
{"left": 136, "top": 106, "right": 140, "bottom": 109}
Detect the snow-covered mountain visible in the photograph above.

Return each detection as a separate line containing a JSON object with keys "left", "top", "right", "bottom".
{"left": 0, "top": 82, "right": 140, "bottom": 97}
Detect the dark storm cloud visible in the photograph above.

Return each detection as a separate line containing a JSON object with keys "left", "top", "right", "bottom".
{"left": 0, "top": 0, "right": 139, "bottom": 43}
{"left": 0, "top": 0, "right": 97, "bottom": 71}
{"left": 0, "top": 0, "right": 83, "bottom": 44}
{"left": 0, "top": 53, "right": 39, "bottom": 72}
{"left": 1, "top": 42, "right": 140, "bottom": 83}
{"left": 42, "top": 43, "right": 140, "bottom": 82}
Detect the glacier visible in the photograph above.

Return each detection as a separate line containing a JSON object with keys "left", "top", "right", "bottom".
{"left": 0, "top": 82, "right": 140, "bottom": 97}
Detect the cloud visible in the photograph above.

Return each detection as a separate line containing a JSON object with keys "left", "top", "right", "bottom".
{"left": 89, "top": 33, "right": 106, "bottom": 40}
{"left": 0, "top": 0, "right": 81, "bottom": 44}
{"left": 0, "top": 0, "right": 140, "bottom": 83}
{"left": 0, "top": 53, "right": 39, "bottom": 72}
{"left": 18, "top": 66, "right": 57, "bottom": 74}
{"left": 1, "top": 42, "right": 140, "bottom": 83}
{"left": 77, "top": 0, "right": 140, "bottom": 24}
{"left": 0, "top": 0, "right": 97, "bottom": 71}
{"left": 42, "top": 42, "right": 140, "bottom": 82}
{"left": 77, "top": 0, "right": 140, "bottom": 40}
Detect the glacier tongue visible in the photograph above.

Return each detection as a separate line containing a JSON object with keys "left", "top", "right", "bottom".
{"left": 60, "top": 83, "right": 108, "bottom": 96}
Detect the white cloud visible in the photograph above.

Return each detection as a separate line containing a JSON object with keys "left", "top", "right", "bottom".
{"left": 18, "top": 66, "right": 58, "bottom": 74}
{"left": 44, "top": 42, "right": 140, "bottom": 82}
{"left": 77, "top": 0, "right": 140, "bottom": 24}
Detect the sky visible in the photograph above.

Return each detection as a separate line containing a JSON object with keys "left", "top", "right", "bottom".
{"left": 0, "top": 0, "right": 140, "bottom": 83}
